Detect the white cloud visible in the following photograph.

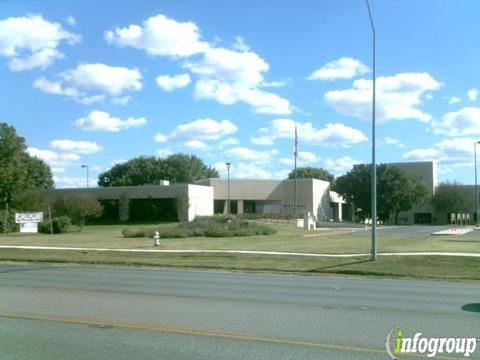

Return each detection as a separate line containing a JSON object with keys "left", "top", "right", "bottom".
{"left": 378, "top": 136, "right": 405, "bottom": 148}
{"left": 0, "top": 14, "right": 80, "bottom": 71}
{"left": 252, "top": 119, "right": 367, "bottom": 147}
{"left": 156, "top": 148, "right": 173, "bottom": 159}
{"left": 324, "top": 156, "right": 362, "bottom": 174}
{"left": 66, "top": 16, "right": 76, "bottom": 26}
{"left": 233, "top": 163, "right": 273, "bottom": 179}
{"left": 111, "top": 96, "right": 131, "bottom": 106}
{"left": 402, "top": 137, "right": 474, "bottom": 167}
{"left": 34, "top": 63, "right": 141, "bottom": 104}
{"left": 219, "top": 138, "right": 239, "bottom": 148}
{"left": 232, "top": 36, "right": 250, "bottom": 52}
{"left": 447, "top": 96, "right": 461, "bottom": 105}
{"left": 61, "top": 63, "right": 142, "bottom": 96}
{"left": 184, "top": 140, "right": 208, "bottom": 149}
{"left": 105, "top": 14, "right": 209, "bottom": 57}
{"left": 279, "top": 151, "right": 319, "bottom": 166}
{"left": 27, "top": 147, "right": 80, "bottom": 168}
{"left": 186, "top": 46, "right": 293, "bottom": 115}
{"left": 224, "top": 147, "right": 274, "bottom": 164}
{"left": 155, "top": 118, "right": 237, "bottom": 143}
{"left": 53, "top": 176, "right": 88, "bottom": 189}
{"left": 324, "top": 72, "right": 441, "bottom": 122}
{"left": 308, "top": 57, "right": 369, "bottom": 81}
{"left": 156, "top": 73, "right": 191, "bottom": 91}
{"left": 50, "top": 139, "right": 102, "bottom": 154}
{"left": 467, "top": 88, "right": 478, "bottom": 101}
{"left": 432, "top": 106, "right": 480, "bottom": 136}
{"left": 74, "top": 110, "right": 147, "bottom": 132}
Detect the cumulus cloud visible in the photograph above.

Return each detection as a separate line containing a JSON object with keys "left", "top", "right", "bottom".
{"left": 156, "top": 73, "right": 191, "bottom": 91}
{"left": 218, "top": 138, "right": 239, "bottom": 148}
{"left": 378, "top": 136, "right": 405, "bottom": 148}
{"left": 467, "top": 88, "right": 478, "bottom": 101}
{"left": 308, "top": 57, "right": 369, "bottom": 81}
{"left": 402, "top": 137, "right": 474, "bottom": 167}
{"left": 324, "top": 72, "right": 441, "bottom": 122}
{"left": 187, "top": 47, "right": 293, "bottom": 115}
{"left": 53, "top": 176, "right": 89, "bottom": 189}
{"left": 74, "top": 110, "right": 147, "bottom": 132}
{"left": 33, "top": 63, "right": 141, "bottom": 104}
{"left": 0, "top": 14, "right": 80, "bottom": 71}
{"left": 431, "top": 106, "right": 480, "bottom": 136}
{"left": 154, "top": 118, "right": 237, "bottom": 144}
{"left": 66, "top": 16, "right": 76, "bottom": 26}
{"left": 324, "top": 156, "right": 361, "bottom": 174}
{"left": 251, "top": 119, "right": 367, "bottom": 147}
{"left": 50, "top": 139, "right": 102, "bottom": 154}
{"left": 156, "top": 148, "right": 174, "bottom": 159}
{"left": 447, "top": 96, "right": 461, "bottom": 105}
{"left": 184, "top": 140, "right": 208, "bottom": 149}
{"left": 224, "top": 147, "right": 276, "bottom": 164}
{"left": 27, "top": 147, "right": 80, "bottom": 169}
{"left": 279, "top": 151, "right": 319, "bottom": 166}
{"left": 105, "top": 13, "right": 292, "bottom": 115}
{"left": 105, "top": 14, "right": 209, "bottom": 57}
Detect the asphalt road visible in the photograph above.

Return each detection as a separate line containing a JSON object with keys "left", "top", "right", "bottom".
{"left": 0, "top": 263, "right": 479, "bottom": 359}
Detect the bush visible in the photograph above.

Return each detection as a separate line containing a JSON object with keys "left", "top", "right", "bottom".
{"left": 38, "top": 216, "right": 71, "bottom": 234}
{"left": 122, "top": 215, "right": 277, "bottom": 238}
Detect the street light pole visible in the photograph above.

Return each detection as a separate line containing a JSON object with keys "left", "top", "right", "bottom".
{"left": 226, "top": 162, "right": 231, "bottom": 215}
{"left": 81, "top": 165, "right": 89, "bottom": 188}
{"left": 365, "top": 0, "right": 377, "bottom": 261}
{"left": 475, "top": 141, "right": 479, "bottom": 227}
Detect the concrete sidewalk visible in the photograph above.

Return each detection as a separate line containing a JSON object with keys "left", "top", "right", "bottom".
{"left": 1, "top": 245, "right": 480, "bottom": 258}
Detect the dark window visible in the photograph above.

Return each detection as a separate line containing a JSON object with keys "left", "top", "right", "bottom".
{"left": 244, "top": 200, "right": 256, "bottom": 213}
{"left": 414, "top": 213, "right": 432, "bottom": 224}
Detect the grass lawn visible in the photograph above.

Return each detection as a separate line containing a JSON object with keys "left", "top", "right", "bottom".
{"left": 1, "top": 223, "right": 479, "bottom": 281}
{"left": 1, "top": 223, "right": 479, "bottom": 254}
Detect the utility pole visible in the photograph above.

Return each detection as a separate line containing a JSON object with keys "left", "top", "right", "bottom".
{"left": 293, "top": 122, "right": 298, "bottom": 219}
{"left": 365, "top": 0, "right": 377, "bottom": 261}
{"left": 475, "top": 141, "right": 479, "bottom": 226}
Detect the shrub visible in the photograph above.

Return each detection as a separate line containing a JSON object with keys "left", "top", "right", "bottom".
{"left": 121, "top": 215, "right": 277, "bottom": 239}
{"left": 38, "top": 216, "right": 71, "bottom": 234}
{"left": 54, "top": 194, "right": 102, "bottom": 231}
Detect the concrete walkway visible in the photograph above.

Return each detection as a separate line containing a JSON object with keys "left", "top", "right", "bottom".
{"left": 1, "top": 245, "right": 480, "bottom": 258}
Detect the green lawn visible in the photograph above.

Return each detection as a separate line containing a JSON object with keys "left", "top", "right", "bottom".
{"left": 1, "top": 223, "right": 479, "bottom": 254}
{"left": 1, "top": 224, "right": 479, "bottom": 281}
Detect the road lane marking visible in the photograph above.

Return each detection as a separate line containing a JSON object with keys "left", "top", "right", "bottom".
{"left": 0, "top": 312, "right": 462, "bottom": 359}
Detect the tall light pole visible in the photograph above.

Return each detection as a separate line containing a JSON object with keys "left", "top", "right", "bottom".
{"left": 475, "top": 141, "right": 479, "bottom": 227}
{"left": 226, "top": 162, "right": 231, "bottom": 215}
{"left": 81, "top": 164, "right": 89, "bottom": 188}
{"left": 3, "top": 196, "right": 8, "bottom": 236}
{"left": 365, "top": 0, "right": 377, "bottom": 261}
{"left": 293, "top": 122, "right": 298, "bottom": 219}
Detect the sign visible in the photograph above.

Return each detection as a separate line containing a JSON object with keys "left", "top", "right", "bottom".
{"left": 20, "top": 223, "right": 39, "bottom": 233}
{"left": 15, "top": 212, "right": 43, "bottom": 224}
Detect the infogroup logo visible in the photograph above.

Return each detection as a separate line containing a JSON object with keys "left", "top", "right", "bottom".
{"left": 385, "top": 327, "right": 478, "bottom": 359}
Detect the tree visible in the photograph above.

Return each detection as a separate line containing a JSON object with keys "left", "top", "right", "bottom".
{"left": 431, "top": 182, "right": 474, "bottom": 215}
{"left": 0, "top": 123, "right": 53, "bottom": 201}
{"left": 287, "top": 167, "right": 335, "bottom": 183}
{"left": 54, "top": 194, "right": 103, "bottom": 231}
{"left": 335, "top": 164, "right": 430, "bottom": 224}
{"left": 98, "top": 154, "right": 219, "bottom": 187}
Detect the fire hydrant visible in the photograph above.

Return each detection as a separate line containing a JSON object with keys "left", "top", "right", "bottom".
{"left": 153, "top": 230, "right": 160, "bottom": 246}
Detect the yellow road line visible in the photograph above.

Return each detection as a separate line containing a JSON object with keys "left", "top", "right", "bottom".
{"left": 0, "top": 312, "right": 462, "bottom": 359}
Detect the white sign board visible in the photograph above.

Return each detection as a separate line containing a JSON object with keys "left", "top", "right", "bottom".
{"left": 20, "top": 223, "right": 39, "bottom": 233}
{"left": 15, "top": 212, "right": 43, "bottom": 224}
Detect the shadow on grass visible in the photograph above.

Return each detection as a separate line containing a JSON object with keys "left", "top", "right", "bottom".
{"left": 313, "top": 259, "right": 371, "bottom": 271}
{"left": 446, "top": 240, "right": 480, "bottom": 243}
{"left": 461, "top": 303, "right": 480, "bottom": 313}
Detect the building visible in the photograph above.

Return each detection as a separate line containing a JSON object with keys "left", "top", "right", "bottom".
{"left": 47, "top": 178, "right": 346, "bottom": 223}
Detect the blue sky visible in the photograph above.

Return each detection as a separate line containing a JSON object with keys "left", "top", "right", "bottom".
{"left": 1, "top": 0, "right": 479, "bottom": 188}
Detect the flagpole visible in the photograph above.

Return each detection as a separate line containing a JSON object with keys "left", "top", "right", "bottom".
{"left": 293, "top": 122, "right": 298, "bottom": 219}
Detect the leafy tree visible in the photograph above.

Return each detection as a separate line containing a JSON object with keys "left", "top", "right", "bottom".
{"left": 54, "top": 194, "right": 103, "bottom": 231}
{"left": 10, "top": 188, "right": 52, "bottom": 213}
{"left": 0, "top": 123, "right": 53, "bottom": 201}
{"left": 287, "top": 167, "right": 335, "bottom": 183}
{"left": 98, "top": 154, "right": 219, "bottom": 187}
{"left": 431, "top": 182, "right": 474, "bottom": 214}
{"left": 335, "top": 164, "right": 430, "bottom": 224}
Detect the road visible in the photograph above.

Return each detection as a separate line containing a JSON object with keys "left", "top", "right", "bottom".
{"left": 0, "top": 263, "right": 479, "bottom": 359}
